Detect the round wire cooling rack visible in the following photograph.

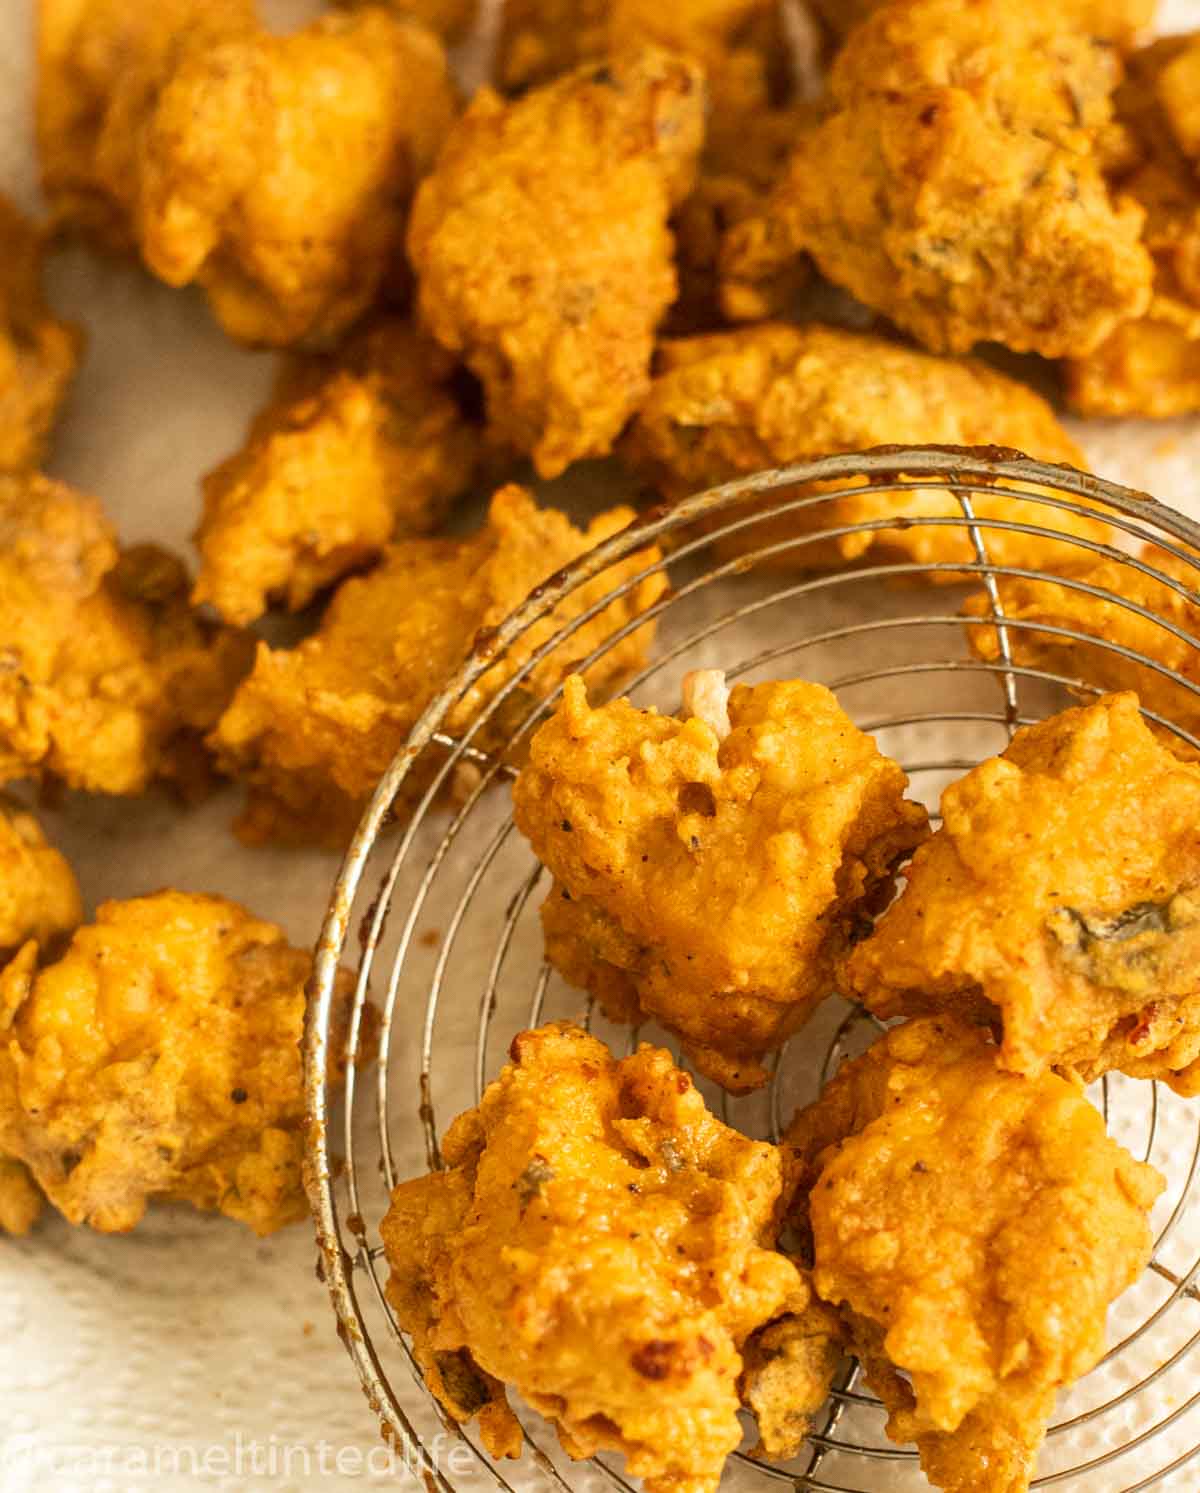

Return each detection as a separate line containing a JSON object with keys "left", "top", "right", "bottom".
{"left": 306, "top": 447, "right": 1200, "bottom": 1493}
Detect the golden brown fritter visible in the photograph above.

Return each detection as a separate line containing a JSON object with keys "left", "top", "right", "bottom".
{"left": 512, "top": 672, "right": 929, "bottom": 1092}
{"left": 137, "top": 8, "right": 457, "bottom": 348}
{"left": 722, "top": 0, "right": 1153, "bottom": 353}
{"left": 194, "top": 320, "right": 481, "bottom": 625}
{"left": 496, "top": 0, "right": 794, "bottom": 329}
{"left": 776, "top": 1015, "right": 1163, "bottom": 1493}
{"left": 37, "top": 0, "right": 257, "bottom": 250}
{"left": 381, "top": 1021, "right": 816, "bottom": 1493}
{"left": 0, "top": 891, "right": 357, "bottom": 1235}
{"left": 845, "top": 694, "right": 1200, "bottom": 1094}
{"left": 212, "top": 486, "right": 665, "bottom": 847}
{"left": 0, "top": 798, "right": 81, "bottom": 961}
{"left": 334, "top": 0, "right": 479, "bottom": 42}
{"left": 1064, "top": 37, "right": 1200, "bottom": 416}
{"left": 39, "top": 1, "right": 457, "bottom": 347}
{"left": 408, "top": 48, "right": 704, "bottom": 477}
{"left": 623, "top": 323, "right": 1106, "bottom": 573}
{"left": 0, "top": 473, "right": 252, "bottom": 797}
{"left": 808, "top": 0, "right": 1157, "bottom": 50}
{"left": 0, "top": 194, "right": 83, "bottom": 472}
{"left": 963, "top": 549, "right": 1200, "bottom": 745}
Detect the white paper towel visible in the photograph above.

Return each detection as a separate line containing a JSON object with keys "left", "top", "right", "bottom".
{"left": 2, "top": 1, "right": 1200, "bottom": 1489}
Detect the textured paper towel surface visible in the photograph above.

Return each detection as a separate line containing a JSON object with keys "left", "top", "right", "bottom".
{"left": 2, "top": 1, "right": 1200, "bottom": 1490}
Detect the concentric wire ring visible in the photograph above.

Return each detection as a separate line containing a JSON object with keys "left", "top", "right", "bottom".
{"left": 306, "top": 448, "right": 1200, "bottom": 1493}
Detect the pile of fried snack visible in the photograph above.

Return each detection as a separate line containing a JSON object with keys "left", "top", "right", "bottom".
{"left": 387, "top": 677, "right": 1193, "bottom": 1493}
{"left": 3, "top": 0, "right": 1200, "bottom": 1488}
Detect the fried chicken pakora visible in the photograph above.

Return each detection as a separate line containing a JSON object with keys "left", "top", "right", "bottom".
{"left": 1064, "top": 36, "right": 1200, "bottom": 416}
{"left": 512, "top": 671, "right": 929, "bottom": 1092}
{"left": 0, "top": 194, "right": 83, "bottom": 472}
{"left": 381, "top": 1021, "right": 823, "bottom": 1493}
{"left": 36, "top": 0, "right": 256, "bottom": 250}
{"left": 775, "top": 1015, "right": 1163, "bottom": 1493}
{"left": 212, "top": 486, "right": 665, "bottom": 846}
{"left": 494, "top": 0, "right": 798, "bottom": 328}
{"left": 0, "top": 798, "right": 81, "bottom": 961}
{"left": 408, "top": 48, "right": 704, "bottom": 477}
{"left": 722, "top": 0, "right": 1153, "bottom": 353}
{"left": 963, "top": 549, "right": 1200, "bottom": 745}
{"left": 0, "top": 891, "right": 358, "bottom": 1235}
{"left": 624, "top": 323, "right": 1106, "bottom": 572}
{"left": 194, "top": 320, "right": 481, "bottom": 625}
{"left": 845, "top": 694, "right": 1200, "bottom": 1094}
{"left": 38, "top": 1, "right": 457, "bottom": 346}
{"left": 0, "top": 474, "right": 252, "bottom": 797}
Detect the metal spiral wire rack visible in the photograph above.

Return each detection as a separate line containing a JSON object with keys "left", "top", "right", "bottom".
{"left": 306, "top": 448, "right": 1200, "bottom": 1493}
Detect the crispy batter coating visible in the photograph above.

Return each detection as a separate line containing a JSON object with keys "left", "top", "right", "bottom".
{"left": 0, "top": 1157, "right": 44, "bottom": 1237}
{"left": 808, "top": 0, "right": 1157, "bottom": 50}
{"left": 1158, "top": 33, "right": 1200, "bottom": 162}
{"left": 722, "top": 0, "right": 1153, "bottom": 353}
{"left": 0, "top": 473, "right": 252, "bottom": 797}
{"left": 778, "top": 1016, "right": 1163, "bottom": 1493}
{"left": 381, "top": 1022, "right": 814, "bottom": 1493}
{"left": 1067, "top": 316, "right": 1200, "bottom": 416}
{"left": 194, "top": 320, "right": 481, "bottom": 625}
{"left": 39, "top": 1, "right": 457, "bottom": 346}
{"left": 963, "top": 549, "right": 1200, "bottom": 745}
{"left": 0, "top": 194, "right": 83, "bottom": 472}
{"left": 0, "top": 798, "right": 82, "bottom": 961}
{"left": 212, "top": 486, "right": 665, "bottom": 847}
{"left": 624, "top": 323, "right": 1106, "bottom": 573}
{"left": 739, "top": 1293, "right": 846, "bottom": 1461}
{"left": 335, "top": 0, "right": 479, "bottom": 42}
{"left": 1065, "top": 37, "right": 1200, "bottom": 416}
{"left": 512, "top": 673, "right": 929, "bottom": 1091}
{"left": 136, "top": 8, "right": 457, "bottom": 347}
{"left": 0, "top": 891, "right": 356, "bottom": 1235}
{"left": 37, "top": 0, "right": 257, "bottom": 250}
{"left": 497, "top": 0, "right": 786, "bottom": 97}
{"left": 408, "top": 48, "right": 704, "bottom": 477}
{"left": 619, "top": 0, "right": 790, "bottom": 157}
{"left": 845, "top": 694, "right": 1200, "bottom": 1094}
{"left": 495, "top": 1, "right": 796, "bottom": 330}
{"left": 1102, "top": 32, "right": 1200, "bottom": 270}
